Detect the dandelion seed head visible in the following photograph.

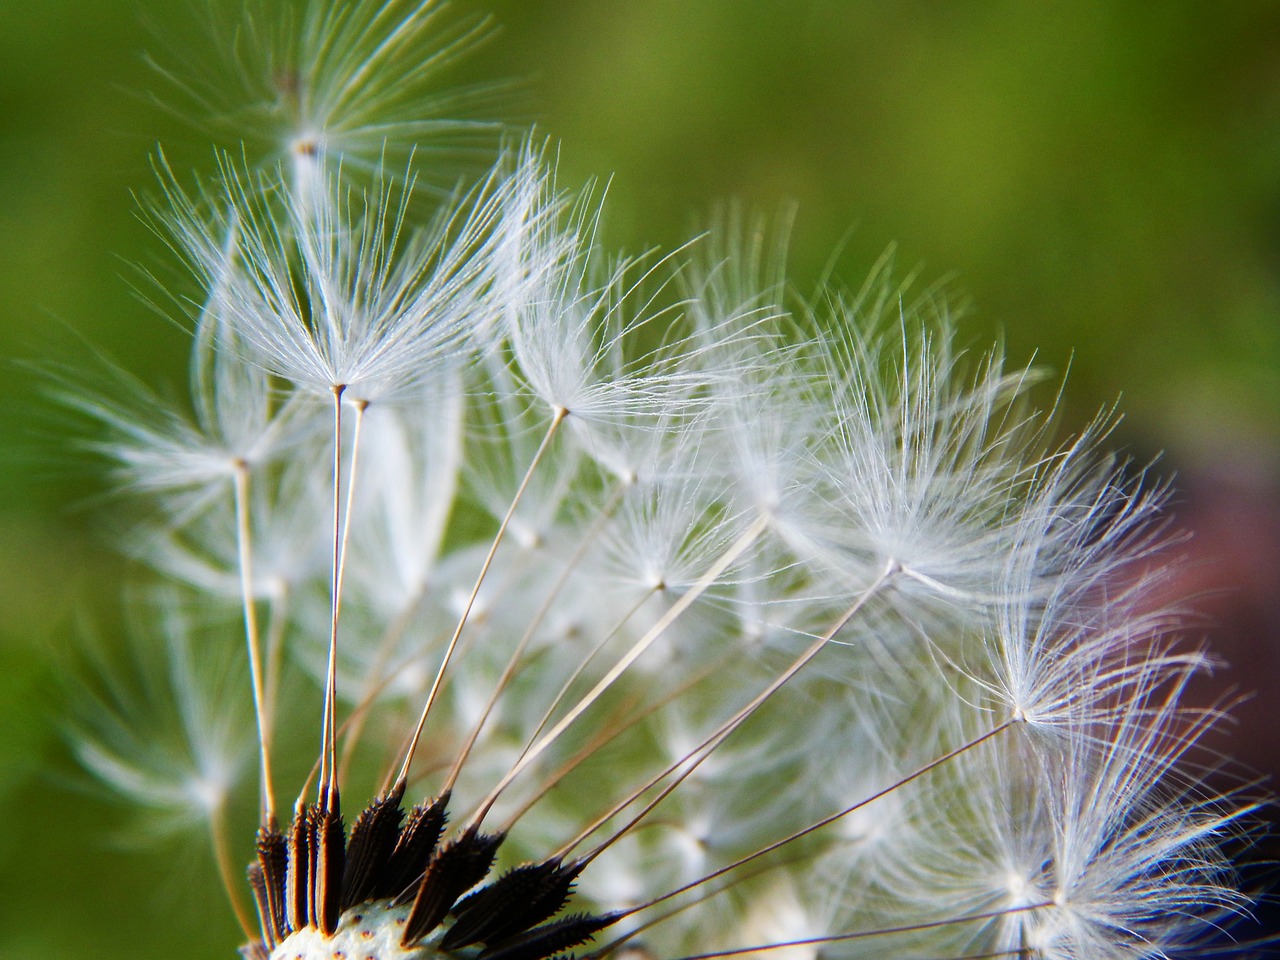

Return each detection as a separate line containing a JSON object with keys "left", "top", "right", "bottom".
{"left": 59, "top": 4, "right": 1261, "bottom": 959}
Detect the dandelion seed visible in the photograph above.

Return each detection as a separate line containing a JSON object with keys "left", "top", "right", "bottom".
{"left": 163, "top": 157, "right": 506, "bottom": 403}
{"left": 146, "top": 0, "right": 506, "bottom": 191}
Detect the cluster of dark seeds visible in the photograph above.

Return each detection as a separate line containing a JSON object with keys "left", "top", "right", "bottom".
{"left": 243, "top": 784, "right": 620, "bottom": 960}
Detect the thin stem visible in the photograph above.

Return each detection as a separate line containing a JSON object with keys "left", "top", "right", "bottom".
{"left": 624, "top": 719, "right": 1017, "bottom": 918}
{"left": 210, "top": 800, "right": 255, "bottom": 940}
{"left": 440, "top": 482, "right": 629, "bottom": 796}
{"left": 658, "top": 902, "right": 1052, "bottom": 960}
{"left": 326, "top": 397, "right": 368, "bottom": 791}
{"left": 395, "top": 406, "right": 567, "bottom": 789}
{"left": 262, "top": 581, "right": 289, "bottom": 749}
{"left": 466, "top": 511, "right": 771, "bottom": 831}
{"left": 511, "top": 587, "right": 658, "bottom": 774}
{"left": 232, "top": 459, "right": 276, "bottom": 827}
{"left": 568, "top": 561, "right": 898, "bottom": 861}
{"left": 591, "top": 854, "right": 788, "bottom": 960}
{"left": 336, "top": 398, "right": 368, "bottom": 635}
{"left": 494, "top": 660, "right": 723, "bottom": 835}
{"left": 319, "top": 383, "right": 346, "bottom": 811}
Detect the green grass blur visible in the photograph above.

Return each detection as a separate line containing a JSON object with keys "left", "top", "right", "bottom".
{"left": 1, "top": 1, "right": 1277, "bottom": 957}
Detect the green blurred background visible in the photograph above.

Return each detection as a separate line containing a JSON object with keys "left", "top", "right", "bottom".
{"left": 1, "top": 1, "right": 1278, "bottom": 956}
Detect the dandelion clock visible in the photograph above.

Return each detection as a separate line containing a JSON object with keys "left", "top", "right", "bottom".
{"left": 51, "top": 3, "right": 1263, "bottom": 960}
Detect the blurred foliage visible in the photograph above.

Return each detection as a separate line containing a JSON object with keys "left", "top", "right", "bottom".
{"left": 1, "top": 1, "right": 1278, "bottom": 957}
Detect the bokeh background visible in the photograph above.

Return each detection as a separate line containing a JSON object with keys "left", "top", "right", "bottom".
{"left": 1, "top": 1, "right": 1278, "bottom": 957}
